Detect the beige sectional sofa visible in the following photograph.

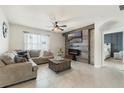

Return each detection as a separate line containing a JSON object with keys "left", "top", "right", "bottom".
{"left": 0, "top": 50, "right": 54, "bottom": 87}
{"left": 0, "top": 51, "right": 38, "bottom": 88}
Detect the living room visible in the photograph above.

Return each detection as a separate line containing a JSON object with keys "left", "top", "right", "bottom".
{"left": 0, "top": 4, "right": 124, "bottom": 88}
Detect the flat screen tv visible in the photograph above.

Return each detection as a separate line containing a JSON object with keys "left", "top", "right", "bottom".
{"left": 68, "top": 31, "right": 82, "bottom": 41}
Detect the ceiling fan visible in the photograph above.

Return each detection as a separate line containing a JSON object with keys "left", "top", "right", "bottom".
{"left": 52, "top": 21, "right": 67, "bottom": 32}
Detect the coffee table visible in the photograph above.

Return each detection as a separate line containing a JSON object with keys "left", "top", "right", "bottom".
{"left": 49, "top": 58, "right": 71, "bottom": 72}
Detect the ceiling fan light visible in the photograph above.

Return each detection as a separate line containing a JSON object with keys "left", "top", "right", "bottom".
{"left": 54, "top": 27, "right": 58, "bottom": 31}
{"left": 53, "top": 27, "right": 61, "bottom": 32}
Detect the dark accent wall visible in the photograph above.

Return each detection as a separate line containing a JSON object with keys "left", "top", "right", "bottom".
{"left": 104, "top": 32, "right": 123, "bottom": 57}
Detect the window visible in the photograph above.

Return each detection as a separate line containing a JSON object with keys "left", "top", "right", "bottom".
{"left": 24, "top": 32, "right": 49, "bottom": 50}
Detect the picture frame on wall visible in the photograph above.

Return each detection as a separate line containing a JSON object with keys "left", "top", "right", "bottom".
{"left": 67, "top": 30, "right": 83, "bottom": 43}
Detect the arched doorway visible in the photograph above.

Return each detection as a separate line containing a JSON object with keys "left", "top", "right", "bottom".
{"left": 100, "top": 19, "right": 124, "bottom": 70}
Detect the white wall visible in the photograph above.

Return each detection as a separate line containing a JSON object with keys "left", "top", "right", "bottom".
{"left": 94, "top": 21, "right": 102, "bottom": 67}
{"left": 9, "top": 24, "right": 65, "bottom": 56}
{"left": 0, "top": 8, "right": 9, "bottom": 55}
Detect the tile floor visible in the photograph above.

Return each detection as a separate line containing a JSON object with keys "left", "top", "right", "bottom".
{"left": 8, "top": 61, "right": 124, "bottom": 88}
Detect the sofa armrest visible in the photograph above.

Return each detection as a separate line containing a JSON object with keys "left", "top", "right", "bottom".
{"left": 28, "top": 59, "right": 38, "bottom": 71}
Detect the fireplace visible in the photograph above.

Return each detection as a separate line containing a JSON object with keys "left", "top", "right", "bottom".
{"left": 68, "top": 49, "right": 81, "bottom": 61}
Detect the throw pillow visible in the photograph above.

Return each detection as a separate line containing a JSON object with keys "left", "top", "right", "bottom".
{"left": 17, "top": 50, "right": 27, "bottom": 55}
{"left": 26, "top": 51, "right": 31, "bottom": 59}
{"left": 17, "top": 50, "right": 29, "bottom": 60}
{"left": 0, "top": 53, "right": 15, "bottom": 65}
{"left": 43, "top": 51, "right": 49, "bottom": 56}
{"left": 40, "top": 50, "right": 43, "bottom": 57}
{"left": 14, "top": 55, "right": 27, "bottom": 63}
{"left": 0, "top": 60, "right": 5, "bottom": 67}
{"left": 43, "top": 51, "right": 53, "bottom": 56}
{"left": 12, "top": 51, "right": 18, "bottom": 56}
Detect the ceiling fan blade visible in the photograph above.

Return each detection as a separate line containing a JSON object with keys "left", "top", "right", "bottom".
{"left": 59, "top": 25, "right": 67, "bottom": 27}
{"left": 59, "top": 28, "right": 64, "bottom": 31}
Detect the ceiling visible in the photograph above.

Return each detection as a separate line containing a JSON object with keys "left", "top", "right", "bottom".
{"left": 0, "top": 5, "right": 122, "bottom": 32}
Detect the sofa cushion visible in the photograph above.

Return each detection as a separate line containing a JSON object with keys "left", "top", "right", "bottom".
{"left": 15, "top": 55, "right": 27, "bottom": 63}
{"left": 29, "top": 50, "right": 41, "bottom": 58}
{"left": 0, "top": 53, "right": 15, "bottom": 65}
{"left": 0, "top": 60, "right": 5, "bottom": 67}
